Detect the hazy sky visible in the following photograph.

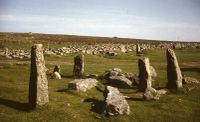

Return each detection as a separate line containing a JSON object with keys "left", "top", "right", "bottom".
{"left": 0, "top": 0, "right": 200, "bottom": 41}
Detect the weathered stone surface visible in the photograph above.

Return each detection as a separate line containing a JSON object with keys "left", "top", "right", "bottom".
{"left": 136, "top": 44, "right": 141, "bottom": 54}
{"left": 124, "top": 73, "right": 139, "bottom": 85}
{"left": 104, "top": 86, "right": 130, "bottom": 115}
{"left": 109, "top": 75, "right": 132, "bottom": 87}
{"left": 166, "top": 48, "right": 182, "bottom": 89}
{"left": 52, "top": 72, "right": 61, "bottom": 79}
{"left": 100, "top": 68, "right": 134, "bottom": 87}
{"left": 143, "top": 87, "right": 167, "bottom": 100}
{"left": 143, "top": 87, "right": 158, "bottom": 100}
{"left": 182, "top": 77, "right": 200, "bottom": 84}
{"left": 150, "top": 66, "right": 157, "bottom": 78}
{"left": 138, "top": 58, "right": 152, "bottom": 91}
{"left": 29, "top": 44, "right": 49, "bottom": 108}
{"left": 73, "top": 54, "right": 84, "bottom": 77}
{"left": 68, "top": 78, "right": 98, "bottom": 92}
{"left": 100, "top": 68, "right": 123, "bottom": 79}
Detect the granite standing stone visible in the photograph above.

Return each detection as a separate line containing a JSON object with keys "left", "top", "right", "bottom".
{"left": 138, "top": 57, "right": 152, "bottom": 91}
{"left": 136, "top": 44, "right": 141, "bottom": 54}
{"left": 166, "top": 48, "right": 182, "bottom": 89}
{"left": 29, "top": 44, "right": 49, "bottom": 108}
{"left": 73, "top": 55, "right": 84, "bottom": 76}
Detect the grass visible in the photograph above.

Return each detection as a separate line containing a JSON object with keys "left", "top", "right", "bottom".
{"left": 0, "top": 46, "right": 200, "bottom": 122}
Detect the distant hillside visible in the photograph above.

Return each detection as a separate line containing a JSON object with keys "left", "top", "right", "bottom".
{"left": 0, "top": 32, "right": 198, "bottom": 44}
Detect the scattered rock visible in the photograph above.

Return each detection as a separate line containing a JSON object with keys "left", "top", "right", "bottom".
{"left": 52, "top": 72, "right": 61, "bottom": 79}
{"left": 182, "top": 77, "right": 200, "bottom": 84}
{"left": 104, "top": 86, "right": 130, "bottom": 115}
{"left": 68, "top": 78, "right": 98, "bottom": 92}
{"left": 143, "top": 88, "right": 167, "bottom": 100}
{"left": 109, "top": 75, "right": 132, "bottom": 87}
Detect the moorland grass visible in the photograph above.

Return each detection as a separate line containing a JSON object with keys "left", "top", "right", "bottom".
{"left": 0, "top": 48, "right": 200, "bottom": 122}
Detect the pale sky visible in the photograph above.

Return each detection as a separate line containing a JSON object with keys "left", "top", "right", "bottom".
{"left": 0, "top": 0, "right": 200, "bottom": 41}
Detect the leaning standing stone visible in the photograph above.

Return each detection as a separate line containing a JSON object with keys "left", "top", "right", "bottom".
{"left": 138, "top": 57, "right": 152, "bottom": 91}
{"left": 166, "top": 48, "right": 182, "bottom": 89}
{"left": 73, "top": 54, "right": 84, "bottom": 76}
{"left": 29, "top": 44, "right": 49, "bottom": 108}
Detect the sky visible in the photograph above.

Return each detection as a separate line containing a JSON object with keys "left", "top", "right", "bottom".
{"left": 0, "top": 0, "right": 200, "bottom": 41}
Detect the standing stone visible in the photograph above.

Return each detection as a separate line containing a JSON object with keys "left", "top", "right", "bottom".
{"left": 81, "top": 54, "right": 84, "bottom": 74}
{"left": 138, "top": 57, "right": 152, "bottom": 92}
{"left": 29, "top": 44, "right": 49, "bottom": 108}
{"left": 73, "top": 54, "right": 84, "bottom": 77}
{"left": 166, "top": 48, "right": 182, "bottom": 89}
{"left": 53, "top": 65, "right": 61, "bottom": 74}
{"left": 5, "top": 48, "right": 8, "bottom": 57}
{"left": 136, "top": 44, "right": 141, "bottom": 54}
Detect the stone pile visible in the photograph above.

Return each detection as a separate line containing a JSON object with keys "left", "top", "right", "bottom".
{"left": 1, "top": 42, "right": 200, "bottom": 59}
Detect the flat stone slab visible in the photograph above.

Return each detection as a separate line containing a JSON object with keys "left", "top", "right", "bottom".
{"left": 104, "top": 86, "right": 130, "bottom": 115}
{"left": 68, "top": 78, "right": 98, "bottom": 92}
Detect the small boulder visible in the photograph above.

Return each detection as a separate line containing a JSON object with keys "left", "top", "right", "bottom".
{"left": 104, "top": 86, "right": 130, "bottom": 115}
{"left": 68, "top": 78, "right": 98, "bottom": 92}
{"left": 143, "top": 87, "right": 167, "bottom": 100}
{"left": 182, "top": 77, "right": 200, "bottom": 84}
{"left": 52, "top": 72, "right": 61, "bottom": 79}
{"left": 143, "top": 87, "right": 159, "bottom": 100}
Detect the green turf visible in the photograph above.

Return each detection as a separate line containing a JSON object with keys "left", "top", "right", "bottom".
{"left": 0, "top": 48, "right": 200, "bottom": 122}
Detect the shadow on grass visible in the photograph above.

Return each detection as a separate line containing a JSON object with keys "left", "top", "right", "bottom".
{"left": 126, "top": 97, "right": 144, "bottom": 101}
{"left": 84, "top": 98, "right": 105, "bottom": 114}
{"left": 0, "top": 98, "right": 31, "bottom": 111}
{"left": 181, "top": 67, "right": 200, "bottom": 73}
{"left": 95, "top": 86, "right": 104, "bottom": 93}
{"left": 103, "top": 82, "right": 133, "bottom": 89}
{"left": 56, "top": 88, "right": 68, "bottom": 92}
{"left": 61, "top": 75, "right": 75, "bottom": 79}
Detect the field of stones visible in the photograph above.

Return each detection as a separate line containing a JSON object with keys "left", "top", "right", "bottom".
{"left": 0, "top": 32, "right": 200, "bottom": 122}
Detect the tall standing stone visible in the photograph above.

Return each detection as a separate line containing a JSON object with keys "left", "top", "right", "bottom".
{"left": 29, "top": 44, "right": 49, "bottom": 108}
{"left": 5, "top": 48, "right": 8, "bottom": 57}
{"left": 136, "top": 43, "right": 141, "bottom": 54}
{"left": 81, "top": 54, "right": 84, "bottom": 74}
{"left": 73, "top": 54, "right": 84, "bottom": 77}
{"left": 166, "top": 48, "right": 182, "bottom": 89}
{"left": 138, "top": 57, "right": 152, "bottom": 92}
